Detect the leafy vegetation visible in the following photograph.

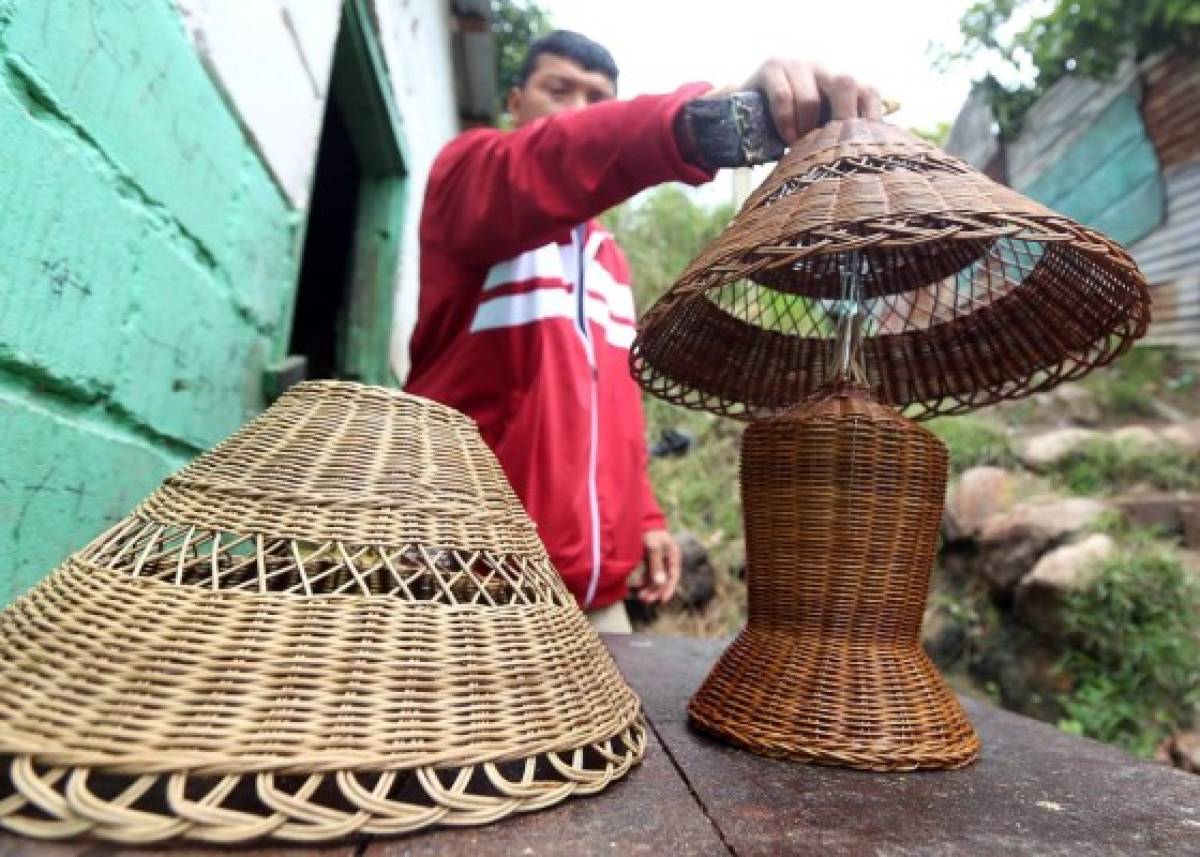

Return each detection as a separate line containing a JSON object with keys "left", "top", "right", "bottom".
{"left": 909, "top": 121, "right": 952, "bottom": 146}
{"left": 1052, "top": 438, "right": 1200, "bottom": 495}
{"left": 1057, "top": 534, "right": 1200, "bottom": 757}
{"left": 607, "top": 189, "right": 741, "bottom": 634}
{"left": 603, "top": 187, "right": 733, "bottom": 308}
{"left": 490, "top": 0, "right": 552, "bottom": 112}
{"left": 927, "top": 415, "right": 1018, "bottom": 475}
{"left": 644, "top": 400, "right": 744, "bottom": 573}
{"left": 1083, "top": 345, "right": 1197, "bottom": 418}
{"left": 935, "top": 0, "right": 1200, "bottom": 137}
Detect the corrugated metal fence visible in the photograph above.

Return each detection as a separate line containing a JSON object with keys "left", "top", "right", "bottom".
{"left": 1131, "top": 163, "right": 1200, "bottom": 357}
{"left": 945, "top": 52, "right": 1200, "bottom": 359}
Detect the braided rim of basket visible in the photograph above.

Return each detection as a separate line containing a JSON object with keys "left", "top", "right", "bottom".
{"left": 632, "top": 119, "right": 1151, "bottom": 420}
{"left": 0, "top": 722, "right": 646, "bottom": 844}
{"left": 687, "top": 704, "right": 978, "bottom": 772}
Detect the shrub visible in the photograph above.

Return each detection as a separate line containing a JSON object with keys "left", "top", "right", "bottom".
{"left": 1055, "top": 438, "right": 1200, "bottom": 495}
{"left": 643, "top": 398, "right": 743, "bottom": 566}
{"left": 1056, "top": 536, "right": 1200, "bottom": 757}
{"left": 1081, "top": 345, "right": 1195, "bottom": 418}
{"left": 927, "top": 416, "right": 1017, "bottom": 475}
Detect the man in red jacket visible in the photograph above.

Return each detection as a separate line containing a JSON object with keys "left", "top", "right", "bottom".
{"left": 406, "top": 31, "right": 880, "bottom": 630}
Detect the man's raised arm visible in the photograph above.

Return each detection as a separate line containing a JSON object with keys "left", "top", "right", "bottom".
{"left": 420, "top": 84, "right": 715, "bottom": 268}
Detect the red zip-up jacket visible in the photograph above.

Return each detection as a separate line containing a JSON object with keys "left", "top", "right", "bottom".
{"left": 405, "top": 84, "right": 714, "bottom": 609}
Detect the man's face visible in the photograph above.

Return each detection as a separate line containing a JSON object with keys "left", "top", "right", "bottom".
{"left": 506, "top": 53, "right": 616, "bottom": 127}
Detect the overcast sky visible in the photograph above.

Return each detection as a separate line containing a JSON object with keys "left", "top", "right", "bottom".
{"left": 542, "top": 0, "right": 989, "bottom": 206}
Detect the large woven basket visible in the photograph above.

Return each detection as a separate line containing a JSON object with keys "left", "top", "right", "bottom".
{"left": 688, "top": 385, "right": 979, "bottom": 770}
{"left": 633, "top": 119, "right": 1151, "bottom": 420}
{"left": 0, "top": 381, "right": 644, "bottom": 844}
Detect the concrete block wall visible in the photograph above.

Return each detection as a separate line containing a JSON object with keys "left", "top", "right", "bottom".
{"left": 0, "top": 0, "right": 300, "bottom": 601}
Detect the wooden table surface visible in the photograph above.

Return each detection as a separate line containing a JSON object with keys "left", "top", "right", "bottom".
{"left": 2, "top": 634, "right": 1198, "bottom": 856}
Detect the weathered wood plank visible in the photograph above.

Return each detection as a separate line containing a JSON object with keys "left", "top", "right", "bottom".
{"left": 2, "top": 635, "right": 1198, "bottom": 856}
{"left": 0, "top": 832, "right": 356, "bottom": 857}
{"left": 1020, "top": 92, "right": 1165, "bottom": 246}
{"left": 363, "top": 718, "right": 728, "bottom": 857}
{"left": 606, "top": 634, "right": 1200, "bottom": 857}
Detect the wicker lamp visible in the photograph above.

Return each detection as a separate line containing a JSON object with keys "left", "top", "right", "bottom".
{"left": 0, "top": 381, "right": 644, "bottom": 843}
{"left": 632, "top": 119, "right": 1151, "bottom": 771}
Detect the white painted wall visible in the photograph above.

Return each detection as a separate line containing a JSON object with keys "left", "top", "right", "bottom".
{"left": 371, "top": 0, "right": 461, "bottom": 383}
{"left": 176, "top": 0, "right": 466, "bottom": 384}
{"left": 175, "top": 0, "right": 342, "bottom": 208}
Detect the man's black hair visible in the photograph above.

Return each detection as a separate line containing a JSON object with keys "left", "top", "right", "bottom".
{"left": 516, "top": 30, "right": 619, "bottom": 89}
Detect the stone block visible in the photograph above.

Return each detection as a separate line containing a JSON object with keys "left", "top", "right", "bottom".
{"left": 1014, "top": 533, "right": 1115, "bottom": 638}
{"left": 114, "top": 239, "right": 269, "bottom": 449}
{"left": 219, "top": 151, "right": 299, "bottom": 332}
{"left": 4, "top": 0, "right": 250, "bottom": 264}
{"left": 0, "top": 83, "right": 139, "bottom": 388}
{"left": 0, "top": 390, "right": 181, "bottom": 604}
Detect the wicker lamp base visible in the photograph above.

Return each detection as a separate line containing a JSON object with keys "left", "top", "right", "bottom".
{"left": 688, "top": 386, "right": 980, "bottom": 771}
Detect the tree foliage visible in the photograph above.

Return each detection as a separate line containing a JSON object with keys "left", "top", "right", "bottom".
{"left": 490, "top": 0, "right": 552, "bottom": 114}
{"left": 909, "top": 122, "right": 952, "bottom": 146}
{"left": 602, "top": 187, "right": 733, "bottom": 309}
{"left": 937, "top": 0, "right": 1200, "bottom": 138}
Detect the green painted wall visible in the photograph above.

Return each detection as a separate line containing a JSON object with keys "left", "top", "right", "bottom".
{"left": 0, "top": 0, "right": 300, "bottom": 602}
{"left": 1019, "top": 92, "right": 1165, "bottom": 247}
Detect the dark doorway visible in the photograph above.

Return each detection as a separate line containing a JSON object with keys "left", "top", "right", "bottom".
{"left": 290, "top": 97, "right": 363, "bottom": 381}
{"left": 281, "top": 0, "right": 407, "bottom": 392}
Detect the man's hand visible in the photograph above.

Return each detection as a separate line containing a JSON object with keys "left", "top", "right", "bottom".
{"left": 710, "top": 59, "right": 882, "bottom": 145}
{"left": 639, "top": 529, "right": 682, "bottom": 604}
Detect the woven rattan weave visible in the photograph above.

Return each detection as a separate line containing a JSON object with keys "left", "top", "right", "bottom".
{"left": 687, "top": 386, "right": 979, "bottom": 770}
{"left": 0, "top": 381, "right": 644, "bottom": 843}
{"left": 633, "top": 118, "right": 1150, "bottom": 771}
{"left": 633, "top": 120, "right": 1152, "bottom": 419}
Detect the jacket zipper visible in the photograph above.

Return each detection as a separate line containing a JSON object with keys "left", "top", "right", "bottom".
{"left": 575, "top": 226, "right": 603, "bottom": 609}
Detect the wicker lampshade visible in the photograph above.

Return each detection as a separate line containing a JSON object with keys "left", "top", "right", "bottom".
{"left": 688, "top": 386, "right": 980, "bottom": 770}
{"left": 0, "top": 382, "right": 644, "bottom": 844}
{"left": 633, "top": 119, "right": 1152, "bottom": 420}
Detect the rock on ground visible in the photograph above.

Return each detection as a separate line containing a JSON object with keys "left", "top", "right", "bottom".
{"left": 672, "top": 531, "right": 717, "bottom": 610}
{"left": 1019, "top": 428, "right": 1100, "bottom": 470}
{"left": 1013, "top": 533, "right": 1116, "bottom": 638}
{"left": 1114, "top": 492, "right": 1200, "bottom": 547}
{"left": 1110, "top": 425, "right": 1166, "bottom": 449}
{"left": 944, "top": 466, "right": 1018, "bottom": 544}
{"left": 1159, "top": 419, "right": 1200, "bottom": 454}
{"left": 1053, "top": 385, "right": 1102, "bottom": 426}
{"left": 1159, "top": 730, "right": 1200, "bottom": 774}
{"left": 977, "top": 498, "right": 1108, "bottom": 595}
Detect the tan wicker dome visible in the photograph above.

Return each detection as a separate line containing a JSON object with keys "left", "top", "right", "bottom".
{"left": 0, "top": 381, "right": 643, "bottom": 844}
{"left": 632, "top": 119, "right": 1152, "bottom": 419}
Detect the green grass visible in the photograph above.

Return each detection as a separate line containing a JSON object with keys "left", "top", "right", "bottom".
{"left": 643, "top": 398, "right": 743, "bottom": 553}
{"left": 927, "top": 415, "right": 1018, "bottom": 475}
{"left": 1082, "top": 345, "right": 1198, "bottom": 418}
{"left": 1052, "top": 438, "right": 1200, "bottom": 495}
{"left": 1056, "top": 533, "right": 1200, "bottom": 757}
